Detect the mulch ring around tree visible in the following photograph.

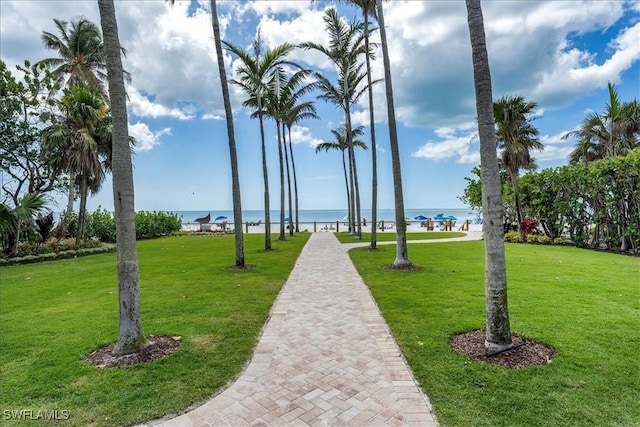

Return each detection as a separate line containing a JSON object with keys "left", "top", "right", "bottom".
{"left": 449, "top": 329, "right": 555, "bottom": 369}
{"left": 382, "top": 264, "right": 423, "bottom": 272}
{"left": 86, "top": 335, "right": 181, "bottom": 368}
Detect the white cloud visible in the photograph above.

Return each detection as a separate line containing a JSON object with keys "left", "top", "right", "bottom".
{"left": 412, "top": 126, "right": 479, "bottom": 164}
{"left": 129, "top": 122, "right": 171, "bottom": 152}
{"left": 289, "top": 125, "right": 323, "bottom": 148}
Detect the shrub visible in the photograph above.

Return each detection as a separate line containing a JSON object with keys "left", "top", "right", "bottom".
{"left": 85, "top": 208, "right": 116, "bottom": 242}
{"left": 504, "top": 231, "right": 520, "bottom": 242}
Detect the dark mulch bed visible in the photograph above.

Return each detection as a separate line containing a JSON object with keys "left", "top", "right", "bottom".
{"left": 383, "top": 263, "right": 423, "bottom": 271}
{"left": 87, "top": 335, "right": 181, "bottom": 368}
{"left": 449, "top": 329, "right": 555, "bottom": 369}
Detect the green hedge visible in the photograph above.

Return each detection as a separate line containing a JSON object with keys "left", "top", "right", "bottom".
{"left": 85, "top": 208, "right": 182, "bottom": 242}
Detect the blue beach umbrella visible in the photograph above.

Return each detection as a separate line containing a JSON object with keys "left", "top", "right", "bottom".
{"left": 214, "top": 215, "right": 227, "bottom": 222}
{"left": 414, "top": 215, "right": 428, "bottom": 220}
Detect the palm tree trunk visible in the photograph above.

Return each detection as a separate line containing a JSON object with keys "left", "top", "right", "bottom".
{"left": 66, "top": 175, "right": 75, "bottom": 214}
{"left": 466, "top": 0, "right": 513, "bottom": 352}
{"left": 346, "top": 110, "right": 362, "bottom": 239}
{"left": 76, "top": 175, "right": 88, "bottom": 246}
{"left": 283, "top": 122, "right": 293, "bottom": 236}
{"left": 511, "top": 170, "right": 524, "bottom": 241}
{"left": 376, "top": 1, "right": 410, "bottom": 266}
{"left": 276, "top": 120, "right": 286, "bottom": 241}
{"left": 364, "top": 9, "right": 378, "bottom": 249}
{"left": 211, "top": 0, "right": 244, "bottom": 266}
{"left": 287, "top": 127, "right": 300, "bottom": 233}
{"left": 98, "top": 0, "right": 147, "bottom": 356}
{"left": 341, "top": 149, "right": 352, "bottom": 230}
{"left": 258, "top": 110, "right": 271, "bottom": 250}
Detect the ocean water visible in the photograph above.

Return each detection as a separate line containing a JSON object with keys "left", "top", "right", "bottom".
{"left": 174, "top": 208, "right": 477, "bottom": 224}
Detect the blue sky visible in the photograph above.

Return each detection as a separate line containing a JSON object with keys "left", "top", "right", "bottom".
{"left": 1, "top": 1, "right": 639, "bottom": 212}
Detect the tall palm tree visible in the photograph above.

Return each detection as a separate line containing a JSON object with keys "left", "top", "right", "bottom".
{"left": 494, "top": 95, "right": 543, "bottom": 240}
{"left": 225, "top": 34, "right": 296, "bottom": 249}
{"left": 39, "top": 17, "right": 131, "bottom": 98}
{"left": 343, "top": 0, "right": 379, "bottom": 248}
{"left": 466, "top": 0, "right": 513, "bottom": 352}
{"left": 315, "top": 126, "right": 367, "bottom": 223}
{"left": 97, "top": 0, "right": 147, "bottom": 356}
{"left": 283, "top": 100, "right": 319, "bottom": 233}
{"left": 375, "top": 0, "right": 410, "bottom": 266}
{"left": 42, "top": 84, "right": 111, "bottom": 246}
{"left": 211, "top": 0, "right": 245, "bottom": 265}
{"left": 301, "top": 8, "right": 374, "bottom": 238}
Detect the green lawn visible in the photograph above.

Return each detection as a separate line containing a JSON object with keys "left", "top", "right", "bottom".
{"left": 0, "top": 233, "right": 309, "bottom": 426}
{"left": 348, "top": 241, "right": 640, "bottom": 427}
{"left": 334, "top": 231, "right": 466, "bottom": 243}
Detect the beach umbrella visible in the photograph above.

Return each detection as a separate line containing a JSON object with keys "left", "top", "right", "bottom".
{"left": 445, "top": 215, "right": 458, "bottom": 221}
{"left": 434, "top": 213, "right": 445, "bottom": 219}
{"left": 214, "top": 215, "right": 227, "bottom": 222}
{"left": 284, "top": 217, "right": 290, "bottom": 222}
{"left": 414, "top": 215, "right": 428, "bottom": 220}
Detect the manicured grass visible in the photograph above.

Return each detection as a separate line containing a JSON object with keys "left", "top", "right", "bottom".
{"left": 348, "top": 241, "right": 639, "bottom": 427}
{"left": 0, "top": 233, "right": 309, "bottom": 426}
{"left": 334, "top": 231, "right": 466, "bottom": 243}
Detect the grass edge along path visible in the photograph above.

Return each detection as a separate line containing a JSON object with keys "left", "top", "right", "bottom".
{"left": 348, "top": 241, "right": 639, "bottom": 427}
{"left": 0, "top": 233, "right": 309, "bottom": 426}
{"left": 334, "top": 231, "right": 466, "bottom": 244}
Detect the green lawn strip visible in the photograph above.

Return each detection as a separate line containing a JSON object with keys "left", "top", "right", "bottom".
{"left": 0, "top": 233, "right": 309, "bottom": 426}
{"left": 334, "top": 231, "right": 466, "bottom": 243}
{"left": 348, "top": 241, "right": 639, "bottom": 427}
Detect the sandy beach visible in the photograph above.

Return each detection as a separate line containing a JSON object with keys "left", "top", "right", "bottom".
{"left": 184, "top": 221, "right": 483, "bottom": 235}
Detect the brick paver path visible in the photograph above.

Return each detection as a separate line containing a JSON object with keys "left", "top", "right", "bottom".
{"left": 153, "top": 232, "right": 440, "bottom": 426}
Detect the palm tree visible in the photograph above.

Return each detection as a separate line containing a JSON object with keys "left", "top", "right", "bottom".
{"left": 494, "top": 95, "right": 543, "bottom": 240}
{"left": 316, "top": 126, "right": 367, "bottom": 223}
{"left": 343, "top": 0, "right": 379, "bottom": 248}
{"left": 225, "top": 33, "right": 296, "bottom": 249}
{"left": 564, "top": 83, "right": 640, "bottom": 164}
{"left": 211, "top": 0, "right": 245, "bottom": 265}
{"left": 301, "top": 8, "right": 374, "bottom": 238}
{"left": 39, "top": 17, "right": 131, "bottom": 98}
{"left": 42, "top": 84, "right": 111, "bottom": 246}
{"left": 375, "top": 0, "right": 410, "bottom": 266}
{"left": 465, "top": 0, "right": 513, "bottom": 352}
{"left": 283, "top": 100, "right": 319, "bottom": 233}
{"left": 97, "top": 0, "right": 147, "bottom": 356}
{"left": 0, "top": 193, "right": 46, "bottom": 257}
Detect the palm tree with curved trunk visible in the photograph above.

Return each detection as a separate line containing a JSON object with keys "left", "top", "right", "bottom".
{"left": 316, "top": 126, "right": 367, "bottom": 223}
{"left": 225, "top": 34, "right": 296, "bottom": 249}
{"left": 210, "top": 0, "right": 245, "bottom": 266}
{"left": 301, "top": 8, "right": 375, "bottom": 238}
{"left": 494, "top": 95, "right": 543, "bottom": 241}
{"left": 97, "top": 0, "right": 146, "bottom": 356}
{"left": 42, "top": 84, "right": 111, "bottom": 246}
{"left": 0, "top": 193, "right": 46, "bottom": 257}
{"left": 466, "top": 0, "right": 513, "bottom": 352}
{"left": 375, "top": 1, "right": 410, "bottom": 265}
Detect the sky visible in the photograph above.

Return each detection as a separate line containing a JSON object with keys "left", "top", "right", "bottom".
{"left": 1, "top": 0, "right": 639, "bottom": 213}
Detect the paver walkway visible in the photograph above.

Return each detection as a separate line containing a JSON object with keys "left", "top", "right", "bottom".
{"left": 153, "top": 232, "right": 445, "bottom": 426}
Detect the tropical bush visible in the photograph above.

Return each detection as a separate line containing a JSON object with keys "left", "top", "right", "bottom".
{"left": 520, "top": 149, "right": 640, "bottom": 253}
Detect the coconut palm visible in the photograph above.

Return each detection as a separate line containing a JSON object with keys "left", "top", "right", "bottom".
{"left": 283, "top": 100, "right": 319, "bottom": 233}
{"left": 301, "top": 8, "right": 375, "bottom": 238}
{"left": 225, "top": 33, "right": 296, "bottom": 249}
{"left": 465, "top": 0, "right": 513, "bottom": 352}
{"left": 38, "top": 17, "right": 130, "bottom": 97}
{"left": 375, "top": 0, "right": 410, "bottom": 265}
{"left": 316, "top": 125, "right": 368, "bottom": 222}
{"left": 42, "top": 84, "right": 111, "bottom": 246}
{"left": 211, "top": 0, "right": 245, "bottom": 265}
{"left": 97, "top": 0, "right": 146, "bottom": 356}
{"left": 494, "top": 95, "right": 543, "bottom": 240}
